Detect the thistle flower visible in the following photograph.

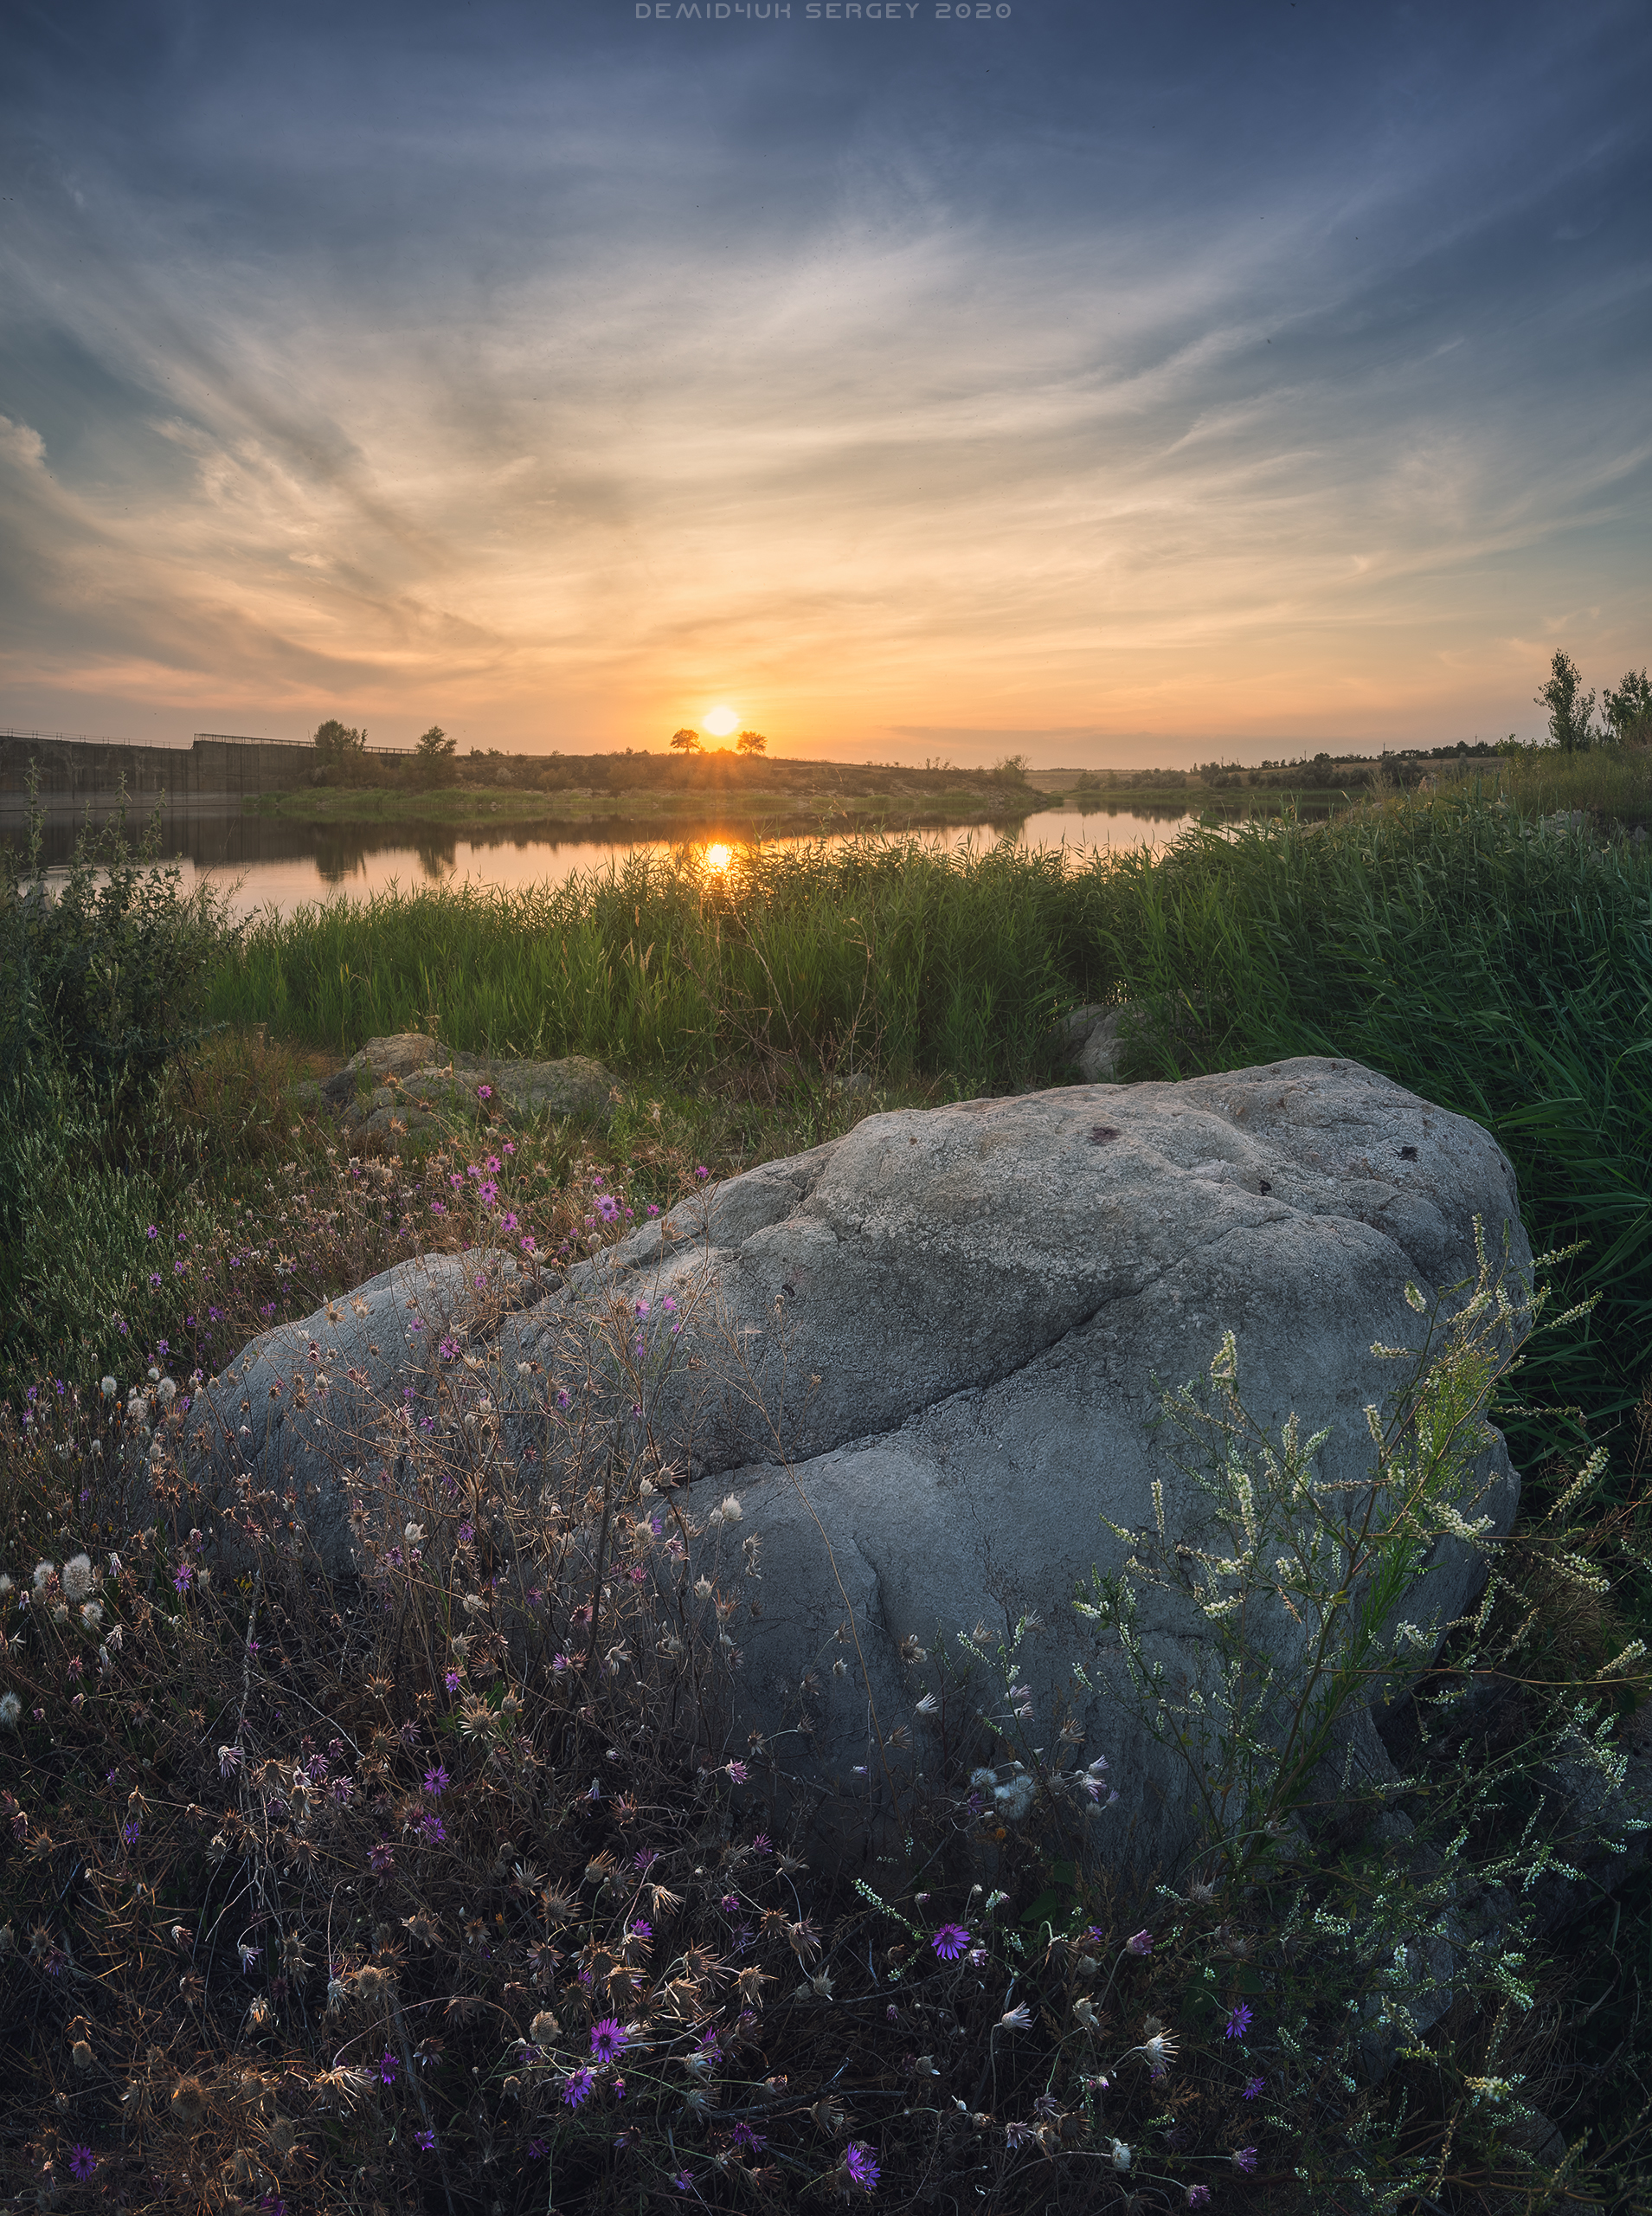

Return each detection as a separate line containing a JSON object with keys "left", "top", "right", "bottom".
{"left": 845, "top": 2142, "right": 879, "bottom": 2192}
{"left": 1142, "top": 2031, "right": 1179, "bottom": 2069}
{"left": 1231, "top": 2147, "right": 1257, "bottom": 2173}
{"left": 1125, "top": 1929, "right": 1154, "bottom": 1956}
{"left": 1000, "top": 2003, "right": 1032, "bottom": 2031}
{"left": 218, "top": 1745, "right": 243, "bottom": 1779}
{"left": 61, "top": 1555, "right": 93, "bottom": 1601}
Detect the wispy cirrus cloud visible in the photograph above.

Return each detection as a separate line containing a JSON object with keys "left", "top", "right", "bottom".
{"left": 1, "top": 0, "right": 1648, "bottom": 761}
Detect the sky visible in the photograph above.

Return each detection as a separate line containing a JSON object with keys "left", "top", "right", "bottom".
{"left": 1, "top": 0, "right": 1649, "bottom": 770}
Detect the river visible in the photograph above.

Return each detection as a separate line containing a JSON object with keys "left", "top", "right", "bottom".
{"left": 12, "top": 802, "right": 1199, "bottom": 918}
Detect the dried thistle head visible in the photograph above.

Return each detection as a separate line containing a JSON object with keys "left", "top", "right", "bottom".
{"left": 170, "top": 2075, "right": 209, "bottom": 2129}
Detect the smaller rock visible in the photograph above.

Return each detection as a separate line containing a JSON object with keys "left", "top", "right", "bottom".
{"left": 1056, "top": 1003, "right": 1133, "bottom": 1083}
{"left": 320, "top": 1033, "right": 450, "bottom": 1105}
{"left": 316, "top": 1034, "right": 619, "bottom": 1132}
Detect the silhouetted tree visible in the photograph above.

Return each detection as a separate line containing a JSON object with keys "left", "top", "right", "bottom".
{"left": 414, "top": 725, "right": 457, "bottom": 787}
{"left": 1535, "top": 650, "right": 1596, "bottom": 753}
{"left": 736, "top": 729, "right": 767, "bottom": 757}
{"left": 1603, "top": 668, "right": 1652, "bottom": 744}
{"left": 313, "top": 718, "right": 367, "bottom": 759}
{"left": 670, "top": 728, "right": 700, "bottom": 754}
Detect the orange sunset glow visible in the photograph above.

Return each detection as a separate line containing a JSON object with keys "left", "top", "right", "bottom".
{"left": 1, "top": 5, "right": 1647, "bottom": 769}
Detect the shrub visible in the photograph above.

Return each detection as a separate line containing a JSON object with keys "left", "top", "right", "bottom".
{"left": 0, "top": 780, "right": 240, "bottom": 1104}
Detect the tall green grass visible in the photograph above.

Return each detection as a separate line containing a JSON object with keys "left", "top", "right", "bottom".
{"left": 209, "top": 799, "right": 1652, "bottom": 1442}
{"left": 207, "top": 838, "right": 1090, "bottom": 1089}
{"left": 1427, "top": 740, "right": 1652, "bottom": 827}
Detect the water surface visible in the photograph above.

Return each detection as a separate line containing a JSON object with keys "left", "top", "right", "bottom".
{"left": 19, "top": 804, "right": 1196, "bottom": 918}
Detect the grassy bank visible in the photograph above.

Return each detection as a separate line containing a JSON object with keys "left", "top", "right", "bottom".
{"left": 205, "top": 783, "right": 1652, "bottom": 1451}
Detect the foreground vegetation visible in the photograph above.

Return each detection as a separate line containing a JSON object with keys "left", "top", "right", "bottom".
{"left": 3, "top": 744, "right": 1652, "bottom": 2211}
{"left": 3, "top": 1209, "right": 1647, "bottom": 2214}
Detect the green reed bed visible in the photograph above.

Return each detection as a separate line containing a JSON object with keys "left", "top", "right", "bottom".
{"left": 1426, "top": 742, "right": 1652, "bottom": 829}
{"left": 205, "top": 839, "right": 1087, "bottom": 1096}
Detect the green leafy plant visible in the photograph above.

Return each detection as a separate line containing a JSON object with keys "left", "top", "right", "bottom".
{"left": 1534, "top": 651, "right": 1597, "bottom": 755}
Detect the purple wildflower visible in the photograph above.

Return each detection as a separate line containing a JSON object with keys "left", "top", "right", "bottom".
{"left": 379, "top": 2048, "right": 399, "bottom": 2085}
{"left": 68, "top": 2146, "right": 97, "bottom": 2181}
{"left": 931, "top": 1923, "right": 971, "bottom": 1962}
{"left": 1225, "top": 2002, "right": 1254, "bottom": 2039}
{"left": 1125, "top": 1929, "right": 1154, "bottom": 1956}
{"left": 1231, "top": 2148, "right": 1258, "bottom": 2174}
{"left": 416, "top": 2129, "right": 436, "bottom": 2150}
{"left": 562, "top": 2066, "right": 594, "bottom": 2108}
{"left": 421, "top": 1813, "right": 447, "bottom": 1843}
{"left": 1186, "top": 2191, "right": 1212, "bottom": 2210}
{"left": 369, "top": 1839, "right": 395, "bottom": 1873}
{"left": 590, "top": 2017, "right": 629, "bottom": 2063}
{"left": 845, "top": 2141, "right": 880, "bottom": 2191}
{"left": 423, "top": 1762, "right": 450, "bottom": 1798}
{"left": 731, "top": 2121, "right": 767, "bottom": 2151}
{"left": 477, "top": 1083, "right": 492, "bottom": 1100}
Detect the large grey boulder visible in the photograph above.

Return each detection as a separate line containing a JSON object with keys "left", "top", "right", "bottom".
{"left": 190, "top": 1058, "right": 1529, "bottom": 1877}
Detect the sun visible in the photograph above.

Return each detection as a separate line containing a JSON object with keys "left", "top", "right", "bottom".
{"left": 703, "top": 704, "right": 739, "bottom": 738}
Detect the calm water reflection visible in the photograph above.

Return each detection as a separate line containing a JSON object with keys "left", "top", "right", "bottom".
{"left": 16, "top": 803, "right": 1196, "bottom": 919}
